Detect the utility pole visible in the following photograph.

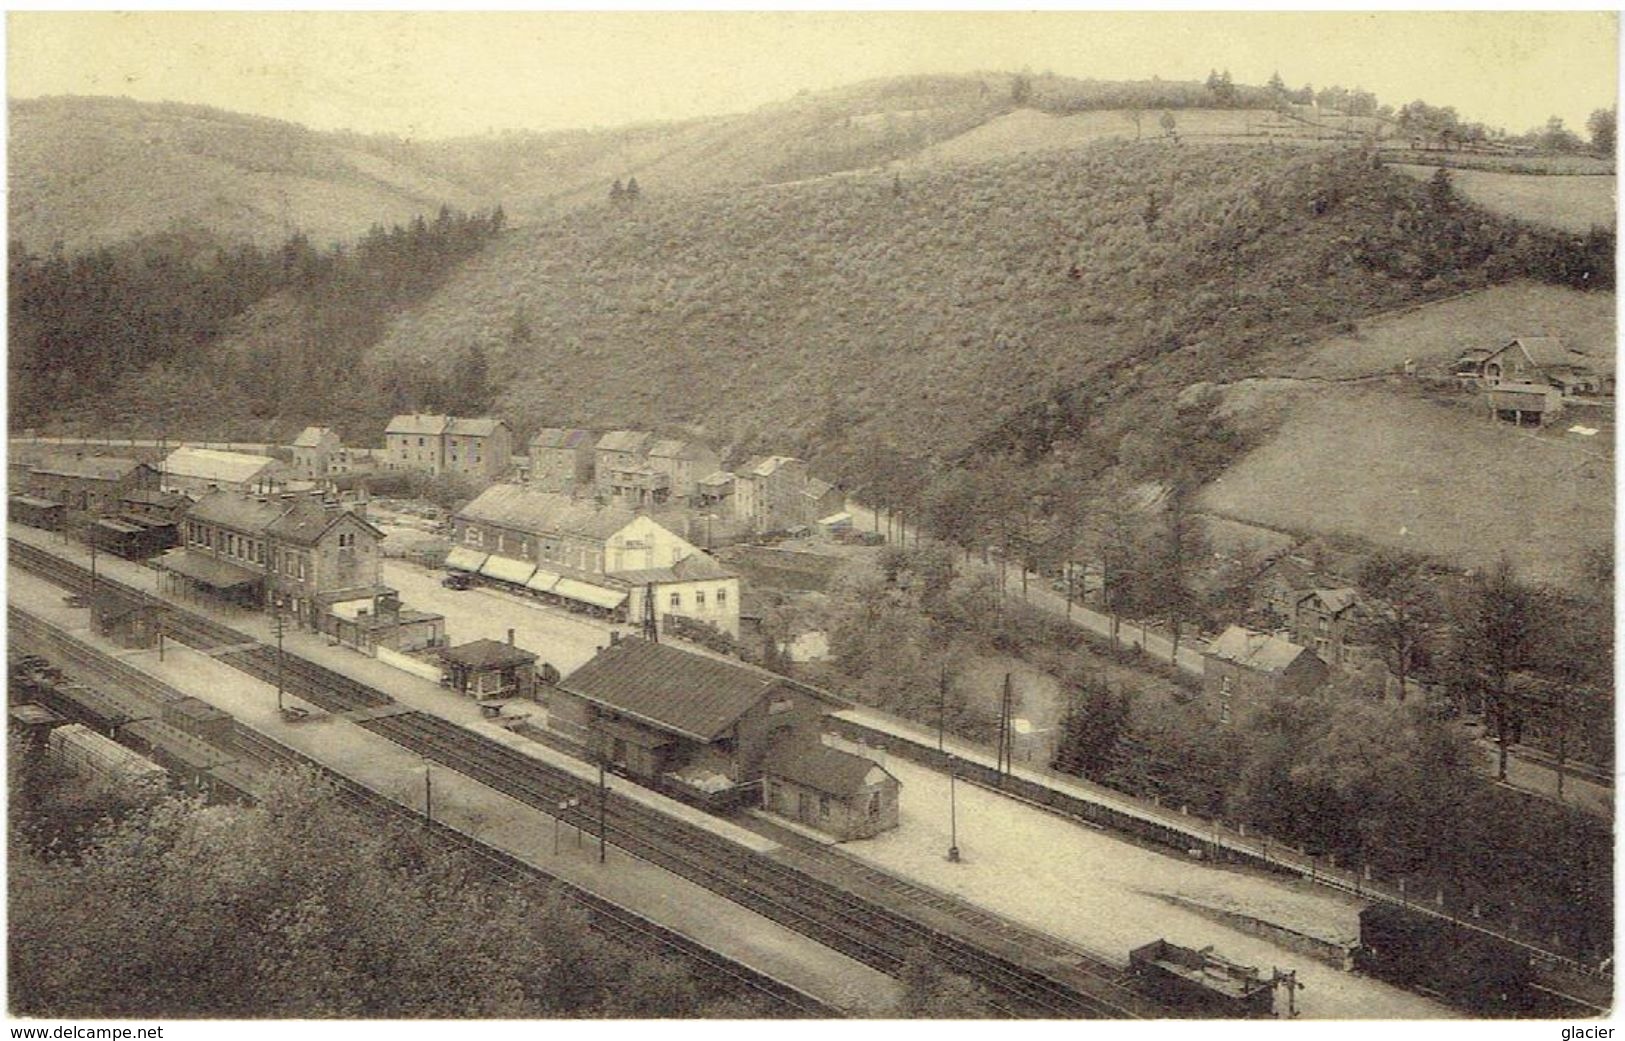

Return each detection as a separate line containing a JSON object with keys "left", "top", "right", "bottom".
{"left": 424, "top": 767, "right": 432, "bottom": 825}
{"left": 597, "top": 757, "right": 608, "bottom": 864}
{"left": 641, "top": 581, "right": 658, "bottom": 643}
{"left": 273, "top": 605, "right": 286, "bottom": 713}
{"left": 938, "top": 663, "right": 947, "bottom": 752}
{"left": 946, "top": 757, "right": 961, "bottom": 863}
{"left": 996, "top": 672, "right": 1015, "bottom": 778}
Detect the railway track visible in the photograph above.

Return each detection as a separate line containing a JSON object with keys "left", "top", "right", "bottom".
{"left": 10, "top": 538, "right": 1156, "bottom": 1017}
{"left": 7, "top": 599, "right": 836, "bottom": 1019}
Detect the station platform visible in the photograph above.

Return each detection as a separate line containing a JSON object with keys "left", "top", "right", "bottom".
{"left": 7, "top": 550, "right": 897, "bottom": 1015}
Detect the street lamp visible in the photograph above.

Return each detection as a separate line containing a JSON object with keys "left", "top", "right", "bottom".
{"left": 554, "top": 796, "right": 582, "bottom": 854}
{"left": 946, "top": 756, "right": 961, "bottom": 863}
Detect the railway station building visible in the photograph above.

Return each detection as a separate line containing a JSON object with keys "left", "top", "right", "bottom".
{"left": 761, "top": 734, "right": 900, "bottom": 840}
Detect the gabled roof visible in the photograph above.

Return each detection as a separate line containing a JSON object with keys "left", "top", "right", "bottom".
{"left": 458, "top": 483, "right": 638, "bottom": 541}
{"left": 186, "top": 491, "right": 291, "bottom": 533}
{"left": 596, "top": 430, "right": 652, "bottom": 453}
{"left": 163, "top": 447, "right": 280, "bottom": 485}
{"left": 1492, "top": 336, "right": 1610, "bottom": 375}
{"left": 386, "top": 413, "right": 450, "bottom": 436}
{"left": 610, "top": 551, "right": 735, "bottom": 585}
{"left": 264, "top": 499, "right": 383, "bottom": 546}
{"left": 447, "top": 417, "right": 507, "bottom": 438}
{"left": 530, "top": 427, "right": 595, "bottom": 451}
{"left": 698, "top": 470, "right": 736, "bottom": 487}
{"left": 292, "top": 426, "right": 336, "bottom": 448}
{"left": 560, "top": 638, "right": 818, "bottom": 742}
{"left": 648, "top": 438, "right": 715, "bottom": 461}
{"left": 1296, "top": 587, "right": 1358, "bottom": 617}
{"left": 1206, "top": 626, "right": 1318, "bottom": 675}
{"left": 442, "top": 638, "right": 538, "bottom": 670}
{"left": 31, "top": 454, "right": 148, "bottom": 482}
{"left": 803, "top": 477, "right": 837, "bottom": 499}
{"left": 768, "top": 736, "right": 896, "bottom": 796}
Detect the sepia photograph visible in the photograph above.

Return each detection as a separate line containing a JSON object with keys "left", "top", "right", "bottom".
{"left": 3, "top": 9, "right": 1617, "bottom": 1031}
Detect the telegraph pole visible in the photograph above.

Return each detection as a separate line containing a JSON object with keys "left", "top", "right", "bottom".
{"left": 946, "top": 757, "right": 961, "bottom": 863}
{"left": 597, "top": 758, "right": 608, "bottom": 864}
{"left": 273, "top": 606, "right": 286, "bottom": 713}
{"left": 424, "top": 767, "right": 432, "bottom": 825}
{"left": 938, "top": 663, "right": 947, "bottom": 752}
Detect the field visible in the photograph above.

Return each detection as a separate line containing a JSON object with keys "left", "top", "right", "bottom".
{"left": 1393, "top": 164, "right": 1616, "bottom": 234}
{"left": 1260, "top": 280, "right": 1617, "bottom": 379}
{"left": 1200, "top": 384, "right": 1613, "bottom": 588}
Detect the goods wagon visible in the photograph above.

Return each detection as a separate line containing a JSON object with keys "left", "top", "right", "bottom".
{"left": 48, "top": 722, "right": 168, "bottom": 794}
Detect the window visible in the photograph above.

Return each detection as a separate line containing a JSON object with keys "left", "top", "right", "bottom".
{"left": 716, "top": 588, "right": 727, "bottom": 607}
{"left": 819, "top": 794, "right": 831, "bottom": 818}
{"left": 417, "top": 437, "right": 425, "bottom": 447}
{"left": 669, "top": 592, "right": 681, "bottom": 609}
{"left": 868, "top": 792, "right": 881, "bottom": 817}
{"left": 338, "top": 532, "right": 354, "bottom": 550}
{"left": 695, "top": 590, "right": 706, "bottom": 607}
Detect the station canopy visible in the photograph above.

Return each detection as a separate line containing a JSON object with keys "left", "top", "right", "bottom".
{"left": 553, "top": 578, "right": 627, "bottom": 611}
{"left": 479, "top": 555, "right": 536, "bottom": 585}
{"left": 444, "top": 546, "right": 487, "bottom": 572}
{"left": 157, "top": 549, "right": 261, "bottom": 590}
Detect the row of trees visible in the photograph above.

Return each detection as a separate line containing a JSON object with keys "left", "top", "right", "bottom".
{"left": 8, "top": 754, "right": 764, "bottom": 1018}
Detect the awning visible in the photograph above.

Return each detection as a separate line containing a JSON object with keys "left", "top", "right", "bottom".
{"left": 157, "top": 549, "right": 261, "bottom": 590}
{"left": 553, "top": 578, "right": 628, "bottom": 611}
{"left": 444, "top": 546, "right": 488, "bottom": 572}
{"left": 526, "top": 568, "right": 561, "bottom": 593}
{"left": 479, "top": 554, "right": 536, "bottom": 585}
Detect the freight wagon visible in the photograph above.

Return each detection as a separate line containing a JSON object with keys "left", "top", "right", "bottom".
{"left": 47, "top": 722, "right": 168, "bottom": 795}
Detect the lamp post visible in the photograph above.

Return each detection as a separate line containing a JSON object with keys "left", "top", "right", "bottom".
{"left": 272, "top": 604, "right": 287, "bottom": 713}
{"left": 946, "top": 756, "right": 961, "bottom": 863}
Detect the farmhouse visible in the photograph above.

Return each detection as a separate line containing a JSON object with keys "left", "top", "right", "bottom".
{"left": 551, "top": 636, "right": 844, "bottom": 802}
{"left": 1473, "top": 336, "right": 1611, "bottom": 397}
{"left": 1202, "top": 625, "right": 1328, "bottom": 724}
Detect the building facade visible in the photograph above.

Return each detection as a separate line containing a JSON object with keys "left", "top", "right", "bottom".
{"left": 593, "top": 430, "right": 653, "bottom": 500}
{"left": 1202, "top": 626, "right": 1328, "bottom": 723}
{"left": 161, "top": 447, "right": 283, "bottom": 497}
{"left": 383, "top": 414, "right": 513, "bottom": 479}
{"left": 1289, "top": 587, "right": 1359, "bottom": 666}
{"left": 528, "top": 428, "right": 597, "bottom": 495}
{"left": 647, "top": 439, "right": 722, "bottom": 504}
{"left": 762, "top": 736, "right": 900, "bottom": 840}
{"left": 289, "top": 427, "right": 342, "bottom": 481}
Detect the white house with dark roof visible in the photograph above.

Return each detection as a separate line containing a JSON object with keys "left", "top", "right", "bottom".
{"left": 289, "top": 426, "right": 341, "bottom": 480}
{"left": 451, "top": 483, "right": 741, "bottom": 636}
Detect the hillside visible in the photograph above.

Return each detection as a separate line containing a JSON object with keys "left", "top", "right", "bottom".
{"left": 366, "top": 142, "right": 1601, "bottom": 475}
{"left": 8, "top": 96, "right": 494, "bottom": 252}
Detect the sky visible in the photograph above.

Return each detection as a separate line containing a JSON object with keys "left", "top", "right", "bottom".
{"left": 6, "top": 10, "right": 1620, "bottom": 141}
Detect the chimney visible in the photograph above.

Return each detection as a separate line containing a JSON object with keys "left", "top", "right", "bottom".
{"left": 507, "top": 628, "right": 515, "bottom": 646}
{"left": 610, "top": 630, "right": 621, "bottom": 645}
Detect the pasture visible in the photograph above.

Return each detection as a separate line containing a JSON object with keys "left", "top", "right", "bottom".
{"left": 1200, "top": 383, "right": 1613, "bottom": 588}
{"left": 1263, "top": 280, "right": 1617, "bottom": 379}
{"left": 1394, "top": 164, "right": 1617, "bottom": 234}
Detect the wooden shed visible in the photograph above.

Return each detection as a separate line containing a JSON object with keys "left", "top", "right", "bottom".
{"left": 762, "top": 734, "right": 899, "bottom": 840}
{"left": 441, "top": 637, "right": 538, "bottom": 701}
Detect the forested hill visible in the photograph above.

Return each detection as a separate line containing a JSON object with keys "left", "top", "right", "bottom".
{"left": 369, "top": 143, "right": 1607, "bottom": 482}
{"left": 8, "top": 96, "right": 494, "bottom": 253}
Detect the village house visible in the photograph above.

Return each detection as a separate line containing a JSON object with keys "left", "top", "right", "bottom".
{"left": 450, "top": 483, "right": 742, "bottom": 637}
{"left": 1288, "top": 587, "right": 1359, "bottom": 666}
{"left": 383, "top": 414, "right": 513, "bottom": 479}
{"left": 593, "top": 430, "right": 654, "bottom": 500}
{"left": 761, "top": 733, "right": 900, "bottom": 840}
{"left": 161, "top": 446, "right": 283, "bottom": 498}
{"left": 1202, "top": 625, "right": 1328, "bottom": 724}
{"left": 646, "top": 438, "right": 722, "bottom": 505}
{"left": 289, "top": 426, "right": 342, "bottom": 481}
{"left": 528, "top": 427, "right": 596, "bottom": 495}
{"left": 27, "top": 454, "right": 159, "bottom": 515}
{"left": 732, "top": 456, "right": 842, "bottom": 533}
{"left": 550, "top": 636, "right": 845, "bottom": 804}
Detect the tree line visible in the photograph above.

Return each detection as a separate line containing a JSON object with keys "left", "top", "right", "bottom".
{"left": 9, "top": 204, "right": 505, "bottom": 439}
